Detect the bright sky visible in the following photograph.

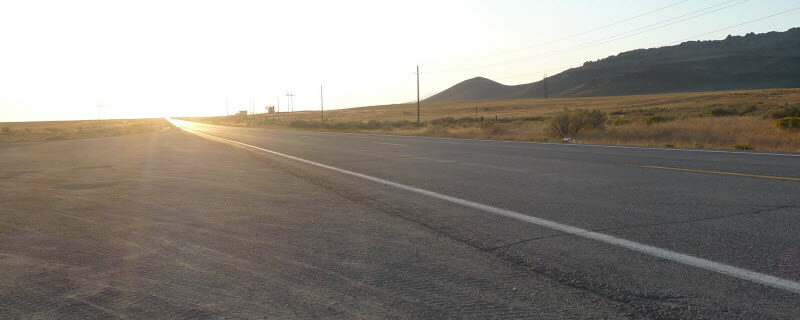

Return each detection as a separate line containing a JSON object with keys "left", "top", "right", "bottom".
{"left": 1, "top": 0, "right": 798, "bottom": 122}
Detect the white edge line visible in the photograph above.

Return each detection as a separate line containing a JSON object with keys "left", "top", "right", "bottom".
{"left": 240, "top": 124, "right": 800, "bottom": 158}
{"left": 171, "top": 120, "right": 800, "bottom": 295}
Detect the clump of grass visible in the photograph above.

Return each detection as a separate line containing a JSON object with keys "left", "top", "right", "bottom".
{"left": 421, "top": 126, "right": 449, "bottom": 137}
{"left": 734, "top": 144, "right": 753, "bottom": 150}
{"left": 644, "top": 115, "right": 667, "bottom": 125}
{"left": 612, "top": 117, "right": 630, "bottom": 126}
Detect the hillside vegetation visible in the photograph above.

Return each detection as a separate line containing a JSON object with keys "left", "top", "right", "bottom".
{"left": 181, "top": 88, "right": 800, "bottom": 152}
{"left": 425, "top": 28, "right": 800, "bottom": 102}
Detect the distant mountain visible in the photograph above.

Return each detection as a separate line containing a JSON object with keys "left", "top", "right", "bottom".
{"left": 424, "top": 28, "right": 800, "bottom": 103}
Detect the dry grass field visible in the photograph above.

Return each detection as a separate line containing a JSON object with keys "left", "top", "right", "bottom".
{"left": 182, "top": 88, "right": 800, "bottom": 152}
{"left": 0, "top": 118, "right": 172, "bottom": 143}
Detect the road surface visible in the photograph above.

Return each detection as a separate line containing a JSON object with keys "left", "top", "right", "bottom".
{"left": 2, "top": 120, "right": 799, "bottom": 318}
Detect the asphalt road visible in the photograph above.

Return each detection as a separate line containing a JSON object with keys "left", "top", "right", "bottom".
{"left": 2, "top": 120, "right": 799, "bottom": 318}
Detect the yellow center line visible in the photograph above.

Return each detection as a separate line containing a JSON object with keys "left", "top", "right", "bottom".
{"left": 625, "top": 164, "right": 800, "bottom": 182}
{"left": 371, "top": 142, "right": 409, "bottom": 147}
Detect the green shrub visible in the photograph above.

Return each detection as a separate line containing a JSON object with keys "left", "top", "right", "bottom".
{"left": 768, "top": 105, "right": 800, "bottom": 119}
{"left": 365, "top": 120, "right": 382, "bottom": 130}
{"left": 776, "top": 117, "right": 800, "bottom": 130}
{"left": 737, "top": 104, "right": 758, "bottom": 115}
{"left": 644, "top": 116, "right": 666, "bottom": 125}
{"left": 548, "top": 108, "right": 607, "bottom": 137}
{"left": 704, "top": 104, "right": 758, "bottom": 117}
{"left": 734, "top": 144, "right": 753, "bottom": 150}
{"left": 706, "top": 106, "right": 738, "bottom": 116}
{"left": 289, "top": 120, "right": 318, "bottom": 129}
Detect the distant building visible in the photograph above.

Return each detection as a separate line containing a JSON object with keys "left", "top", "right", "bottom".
{"left": 267, "top": 106, "right": 275, "bottom": 114}
{"left": 236, "top": 110, "right": 248, "bottom": 117}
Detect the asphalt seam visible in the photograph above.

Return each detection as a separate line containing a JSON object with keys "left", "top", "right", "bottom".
{"left": 488, "top": 205, "right": 800, "bottom": 252}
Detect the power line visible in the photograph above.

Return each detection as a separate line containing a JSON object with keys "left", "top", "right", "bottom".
{"left": 466, "top": 5, "right": 800, "bottom": 94}
{"left": 671, "top": 6, "right": 800, "bottom": 44}
{"left": 541, "top": 0, "right": 750, "bottom": 57}
{"left": 453, "top": 0, "right": 693, "bottom": 63}
{"left": 428, "top": 0, "right": 747, "bottom": 74}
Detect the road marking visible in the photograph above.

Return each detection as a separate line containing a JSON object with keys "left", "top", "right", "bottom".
{"left": 299, "top": 135, "right": 312, "bottom": 138}
{"left": 371, "top": 141, "right": 408, "bottom": 147}
{"left": 171, "top": 119, "right": 800, "bottom": 295}
{"left": 626, "top": 164, "right": 800, "bottom": 182}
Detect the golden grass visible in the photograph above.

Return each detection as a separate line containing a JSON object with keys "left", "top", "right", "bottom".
{"left": 581, "top": 116, "right": 800, "bottom": 152}
{"left": 182, "top": 88, "right": 800, "bottom": 153}
{"left": 273, "top": 88, "right": 800, "bottom": 122}
{"left": 0, "top": 118, "right": 172, "bottom": 143}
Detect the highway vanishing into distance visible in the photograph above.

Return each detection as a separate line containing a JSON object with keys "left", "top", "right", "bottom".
{"left": 2, "top": 119, "right": 800, "bottom": 318}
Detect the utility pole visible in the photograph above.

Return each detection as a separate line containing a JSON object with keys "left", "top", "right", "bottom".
{"left": 543, "top": 74, "right": 549, "bottom": 99}
{"left": 320, "top": 85, "right": 324, "bottom": 122}
{"left": 286, "top": 91, "right": 295, "bottom": 116}
{"left": 226, "top": 98, "right": 229, "bottom": 116}
{"left": 416, "top": 65, "right": 420, "bottom": 123}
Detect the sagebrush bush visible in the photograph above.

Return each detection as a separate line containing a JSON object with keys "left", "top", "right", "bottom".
{"left": 548, "top": 108, "right": 607, "bottom": 137}
{"left": 1, "top": 127, "right": 9, "bottom": 133}
{"left": 776, "top": 117, "right": 800, "bottom": 130}
{"left": 706, "top": 106, "right": 738, "bottom": 116}
{"left": 365, "top": 120, "right": 381, "bottom": 130}
{"left": 612, "top": 117, "right": 630, "bottom": 126}
{"left": 704, "top": 104, "right": 758, "bottom": 117}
